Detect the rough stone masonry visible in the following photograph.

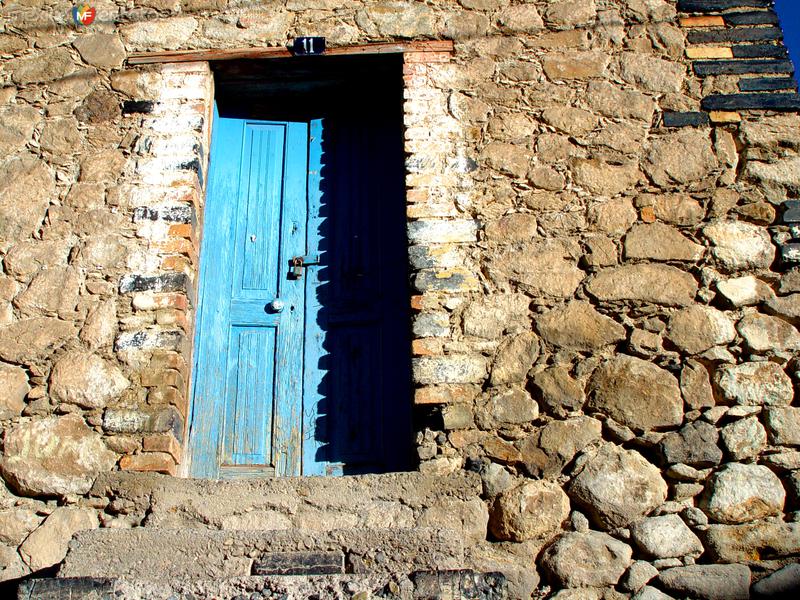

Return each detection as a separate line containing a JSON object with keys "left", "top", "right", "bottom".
{"left": 1, "top": 0, "right": 800, "bottom": 598}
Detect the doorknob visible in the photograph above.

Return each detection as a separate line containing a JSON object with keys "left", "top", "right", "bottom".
{"left": 266, "top": 299, "right": 285, "bottom": 313}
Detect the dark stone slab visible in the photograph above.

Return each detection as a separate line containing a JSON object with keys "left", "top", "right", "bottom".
{"left": 663, "top": 111, "right": 710, "bottom": 127}
{"left": 17, "top": 578, "right": 115, "bottom": 600}
{"left": 739, "top": 77, "right": 798, "bottom": 91}
{"left": 412, "top": 570, "right": 507, "bottom": 600}
{"left": 732, "top": 44, "right": 788, "bottom": 59}
{"left": 724, "top": 10, "right": 780, "bottom": 26}
{"left": 687, "top": 27, "right": 782, "bottom": 44}
{"left": 113, "top": 329, "right": 185, "bottom": 353}
{"left": 782, "top": 243, "right": 800, "bottom": 263}
{"left": 121, "top": 100, "right": 155, "bottom": 115}
{"left": 252, "top": 551, "right": 344, "bottom": 576}
{"left": 701, "top": 92, "right": 800, "bottom": 111}
{"left": 119, "top": 272, "right": 189, "bottom": 294}
{"left": 132, "top": 205, "right": 194, "bottom": 224}
{"left": 783, "top": 209, "right": 800, "bottom": 223}
{"left": 694, "top": 59, "right": 795, "bottom": 76}
{"left": 679, "top": 0, "right": 772, "bottom": 11}
{"left": 783, "top": 202, "right": 800, "bottom": 224}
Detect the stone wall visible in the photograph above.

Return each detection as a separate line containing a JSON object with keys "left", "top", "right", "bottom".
{"left": 1, "top": 0, "right": 800, "bottom": 597}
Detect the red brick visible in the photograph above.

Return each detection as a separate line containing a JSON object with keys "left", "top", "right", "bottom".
{"left": 156, "top": 238, "right": 195, "bottom": 256}
{"left": 680, "top": 16, "right": 724, "bottom": 28}
{"left": 143, "top": 433, "right": 182, "bottom": 463}
{"left": 150, "top": 351, "right": 187, "bottom": 375}
{"left": 148, "top": 385, "right": 188, "bottom": 418}
{"left": 404, "top": 51, "right": 451, "bottom": 64}
{"left": 120, "top": 452, "right": 176, "bottom": 475}
{"left": 161, "top": 254, "right": 194, "bottom": 272}
{"left": 406, "top": 188, "right": 429, "bottom": 203}
{"left": 168, "top": 223, "right": 193, "bottom": 239}
{"left": 412, "top": 338, "right": 443, "bottom": 356}
{"left": 157, "top": 293, "right": 188, "bottom": 311}
{"left": 410, "top": 295, "right": 424, "bottom": 311}
{"left": 141, "top": 368, "right": 184, "bottom": 390}
{"left": 415, "top": 384, "right": 480, "bottom": 405}
{"left": 156, "top": 308, "right": 191, "bottom": 333}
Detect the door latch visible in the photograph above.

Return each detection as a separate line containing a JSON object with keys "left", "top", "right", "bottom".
{"left": 290, "top": 255, "right": 320, "bottom": 279}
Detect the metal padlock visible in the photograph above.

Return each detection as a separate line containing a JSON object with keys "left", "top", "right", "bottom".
{"left": 292, "top": 256, "right": 304, "bottom": 279}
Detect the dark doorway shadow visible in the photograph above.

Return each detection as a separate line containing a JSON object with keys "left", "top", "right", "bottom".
{"left": 213, "top": 54, "right": 412, "bottom": 475}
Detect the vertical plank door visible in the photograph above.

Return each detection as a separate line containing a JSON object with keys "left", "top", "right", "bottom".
{"left": 188, "top": 113, "right": 308, "bottom": 478}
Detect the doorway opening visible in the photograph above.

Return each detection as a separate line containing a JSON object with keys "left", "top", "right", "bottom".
{"left": 187, "top": 54, "right": 413, "bottom": 478}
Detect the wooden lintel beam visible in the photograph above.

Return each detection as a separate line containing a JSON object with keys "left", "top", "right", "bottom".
{"left": 127, "top": 40, "right": 454, "bottom": 65}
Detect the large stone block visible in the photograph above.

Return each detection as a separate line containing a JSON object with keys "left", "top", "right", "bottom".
{"left": 0, "top": 362, "right": 28, "bottom": 420}
{"left": 541, "top": 531, "right": 632, "bottom": 588}
{"left": 462, "top": 294, "right": 530, "bottom": 340}
{"left": 572, "top": 158, "right": 642, "bottom": 196}
{"left": 720, "top": 416, "right": 767, "bottom": 460}
{"left": 658, "top": 421, "right": 722, "bottom": 467}
{"left": 737, "top": 312, "right": 800, "bottom": 352}
{"left": 624, "top": 223, "right": 704, "bottom": 262}
{"left": 666, "top": 305, "right": 735, "bottom": 354}
{"left": 530, "top": 366, "right": 586, "bottom": 417}
{"left": 73, "top": 34, "right": 126, "bottom": 69}
{"left": 18, "top": 508, "right": 98, "bottom": 571}
{"left": 0, "top": 154, "right": 55, "bottom": 245}
{"left": 0, "top": 104, "right": 39, "bottom": 156}
{"left": 490, "top": 240, "right": 584, "bottom": 298}
{"left": 568, "top": 444, "right": 667, "bottom": 529}
{"left": 630, "top": 514, "right": 703, "bottom": 559}
{"left": 120, "top": 17, "right": 198, "bottom": 50}
{"left": 588, "top": 356, "right": 683, "bottom": 432}
{"left": 412, "top": 355, "right": 488, "bottom": 385}
{"left": 490, "top": 332, "right": 539, "bottom": 385}
{"left": 543, "top": 51, "right": 609, "bottom": 80}
{"left": 703, "top": 221, "right": 775, "bottom": 270}
{"left": 763, "top": 406, "right": 800, "bottom": 445}
{"left": 0, "top": 317, "right": 77, "bottom": 364}
{"left": 0, "top": 415, "right": 117, "bottom": 497}
{"left": 517, "top": 416, "right": 602, "bottom": 478}
{"left": 489, "top": 480, "right": 570, "bottom": 542}
{"left": 700, "top": 462, "right": 785, "bottom": 524}
{"left": 620, "top": 52, "right": 685, "bottom": 93}
{"left": 658, "top": 564, "right": 750, "bottom": 600}
{"left": 643, "top": 129, "right": 718, "bottom": 187}
{"left": 714, "top": 361, "right": 793, "bottom": 406}
{"left": 702, "top": 522, "right": 800, "bottom": 563}
{"left": 6, "top": 47, "right": 76, "bottom": 85}
{"left": 50, "top": 352, "right": 129, "bottom": 409}
{"left": 587, "top": 264, "right": 698, "bottom": 306}
{"left": 536, "top": 301, "right": 625, "bottom": 351}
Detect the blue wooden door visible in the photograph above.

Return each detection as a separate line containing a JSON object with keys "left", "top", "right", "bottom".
{"left": 188, "top": 109, "right": 410, "bottom": 478}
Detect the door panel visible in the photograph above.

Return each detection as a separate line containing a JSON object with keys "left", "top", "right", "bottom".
{"left": 303, "top": 116, "right": 411, "bottom": 476}
{"left": 189, "top": 113, "right": 308, "bottom": 479}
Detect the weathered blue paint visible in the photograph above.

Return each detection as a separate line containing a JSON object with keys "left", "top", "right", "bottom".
{"left": 189, "top": 109, "right": 411, "bottom": 478}
{"left": 302, "top": 119, "right": 327, "bottom": 476}
{"left": 188, "top": 112, "right": 308, "bottom": 478}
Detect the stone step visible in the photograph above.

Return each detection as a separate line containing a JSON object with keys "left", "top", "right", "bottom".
{"left": 58, "top": 527, "right": 466, "bottom": 579}
{"left": 88, "top": 470, "right": 487, "bottom": 544}
{"left": 20, "top": 570, "right": 508, "bottom": 600}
